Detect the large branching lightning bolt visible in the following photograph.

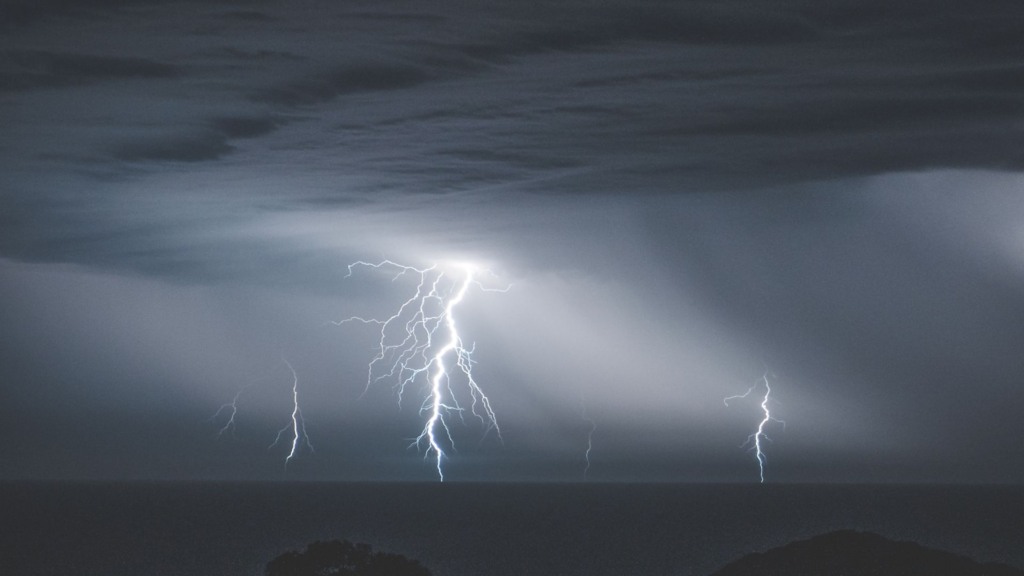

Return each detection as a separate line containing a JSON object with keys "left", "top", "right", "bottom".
{"left": 724, "top": 371, "right": 784, "bottom": 483}
{"left": 335, "top": 259, "right": 506, "bottom": 481}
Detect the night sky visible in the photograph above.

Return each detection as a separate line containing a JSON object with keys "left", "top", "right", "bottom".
{"left": 2, "top": 0, "right": 1023, "bottom": 483}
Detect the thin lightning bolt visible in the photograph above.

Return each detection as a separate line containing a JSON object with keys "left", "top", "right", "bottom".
{"left": 268, "top": 358, "right": 313, "bottom": 467}
{"left": 579, "top": 397, "right": 596, "bottom": 480}
{"left": 724, "top": 371, "right": 784, "bottom": 483}
{"left": 336, "top": 259, "right": 506, "bottom": 481}
{"left": 211, "top": 383, "right": 253, "bottom": 438}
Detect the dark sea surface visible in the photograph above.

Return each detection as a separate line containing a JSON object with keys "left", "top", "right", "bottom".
{"left": 1, "top": 482, "right": 1021, "bottom": 576}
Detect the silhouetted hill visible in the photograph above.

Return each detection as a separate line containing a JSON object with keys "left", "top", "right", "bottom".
{"left": 710, "top": 530, "right": 1023, "bottom": 576}
{"left": 265, "top": 539, "right": 431, "bottom": 576}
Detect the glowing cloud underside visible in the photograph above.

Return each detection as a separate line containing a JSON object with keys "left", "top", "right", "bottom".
{"left": 724, "top": 372, "right": 784, "bottom": 483}
{"left": 337, "top": 260, "right": 506, "bottom": 481}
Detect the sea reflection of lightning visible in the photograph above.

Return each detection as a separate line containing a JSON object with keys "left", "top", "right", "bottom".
{"left": 268, "top": 358, "right": 313, "bottom": 466}
{"left": 336, "top": 260, "right": 506, "bottom": 481}
{"left": 724, "top": 372, "right": 784, "bottom": 483}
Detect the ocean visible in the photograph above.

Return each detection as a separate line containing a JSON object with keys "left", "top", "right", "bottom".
{"left": 2, "top": 482, "right": 1021, "bottom": 576}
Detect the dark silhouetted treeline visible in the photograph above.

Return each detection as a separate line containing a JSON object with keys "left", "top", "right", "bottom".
{"left": 265, "top": 539, "right": 431, "bottom": 576}
{"left": 710, "top": 530, "right": 1024, "bottom": 576}
{"left": 268, "top": 530, "right": 1024, "bottom": 576}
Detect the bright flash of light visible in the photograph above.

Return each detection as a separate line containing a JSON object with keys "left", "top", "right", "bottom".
{"left": 724, "top": 371, "right": 784, "bottom": 483}
{"left": 336, "top": 260, "right": 508, "bottom": 481}
{"left": 268, "top": 358, "right": 313, "bottom": 467}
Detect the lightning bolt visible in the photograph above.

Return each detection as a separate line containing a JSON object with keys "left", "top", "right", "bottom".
{"left": 579, "top": 397, "right": 596, "bottom": 480}
{"left": 211, "top": 383, "right": 252, "bottom": 438}
{"left": 724, "top": 371, "right": 784, "bottom": 483}
{"left": 268, "top": 358, "right": 313, "bottom": 467}
{"left": 336, "top": 259, "right": 506, "bottom": 481}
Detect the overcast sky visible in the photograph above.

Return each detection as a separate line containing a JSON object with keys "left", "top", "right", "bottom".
{"left": 2, "top": 0, "right": 1023, "bottom": 483}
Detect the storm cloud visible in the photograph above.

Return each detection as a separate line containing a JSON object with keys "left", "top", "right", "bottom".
{"left": 1, "top": 0, "right": 1023, "bottom": 482}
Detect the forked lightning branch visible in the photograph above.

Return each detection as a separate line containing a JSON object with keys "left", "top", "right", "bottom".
{"left": 725, "top": 371, "right": 785, "bottom": 483}
{"left": 335, "top": 260, "right": 508, "bottom": 481}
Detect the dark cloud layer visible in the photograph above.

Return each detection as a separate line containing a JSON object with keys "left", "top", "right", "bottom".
{"left": 1, "top": 0, "right": 1023, "bottom": 482}
{"left": 4, "top": 1, "right": 1023, "bottom": 191}
{"left": 252, "top": 64, "right": 431, "bottom": 107}
{"left": 210, "top": 116, "right": 279, "bottom": 139}
{"left": 0, "top": 50, "right": 177, "bottom": 91}
{"left": 113, "top": 131, "right": 234, "bottom": 162}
